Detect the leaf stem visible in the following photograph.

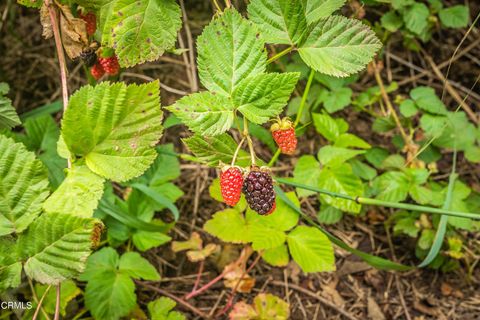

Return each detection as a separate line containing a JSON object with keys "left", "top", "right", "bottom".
{"left": 231, "top": 136, "right": 246, "bottom": 166}
{"left": 277, "top": 178, "right": 480, "bottom": 219}
{"left": 54, "top": 285, "right": 61, "bottom": 320}
{"left": 267, "top": 46, "right": 295, "bottom": 64}
{"left": 243, "top": 117, "right": 256, "bottom": 166}
{"left": 294, "top": 69, "right": 315, "bottom": 127}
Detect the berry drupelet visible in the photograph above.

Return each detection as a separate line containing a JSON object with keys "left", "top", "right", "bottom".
{"left": 242, "top": 166, "right": 276, "bottom": 215}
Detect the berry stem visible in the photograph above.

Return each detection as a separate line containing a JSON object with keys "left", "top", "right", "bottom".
{"left": 268, "top": 69, "right": 315, "bottom": 167}
{"left": 231, "top": 136, "right": 246, "bottom": 166}
{"left": 242, "top": 117, "right": 257, "bottom": 166}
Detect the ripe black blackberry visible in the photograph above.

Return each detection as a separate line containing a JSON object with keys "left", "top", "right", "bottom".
{"left": 80, "top": 48, "right": 97, "bottom": 67}
{"left": 242, "top": 166, "right": 276, "bottom": 215}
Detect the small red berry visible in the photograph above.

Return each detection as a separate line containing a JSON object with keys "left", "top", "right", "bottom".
{"left": 98, "top": 55, "right": 120, "bottom": 75}
{"left": 271, "top": 117, "right": 297, "bottom": 155}
{"left": 79, "top": 12, "right": 97, "bottom": 36}
{"left": 90, "top": 63, "right": 105, "bottom": 80}
{"left": 220, "top": 166, "right": 244, "bottom": 206}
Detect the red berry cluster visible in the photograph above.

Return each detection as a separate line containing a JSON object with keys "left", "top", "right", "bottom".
{"left": 79, "top": 12, "right": 97, "bottom": 36}
{"left": 220, "top": 166, "right": 276, "bottom": 215}
{"left": 271, "top": 117, "right": 297, "bottom": 155}
{"left": 90, "top": 55, "right": 120, "bottom": 80}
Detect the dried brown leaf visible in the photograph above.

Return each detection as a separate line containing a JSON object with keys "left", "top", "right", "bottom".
{"left": 58, "top": 3, "right": 88, "bottom": 59}
{"left": 40, "top": 4, "right": 53, "bottom": 39}
{"left": 171, "top": 232, "right": 203, "bottom": 252}
{"left": 186, "top": 243, "right": 218, "bottom": 262}
{"left": 367, "top": 297, "right": 385, "bottom": 320}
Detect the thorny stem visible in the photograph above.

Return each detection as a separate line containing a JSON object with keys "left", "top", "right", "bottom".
{"left": 230, "top": 136, "right": 246, "bottom": 166}
{"left": 45, "top": 3, "right": 68, "bottom": 315}
{"left": 267, "top": 46, "right": 295, "bottom": 64}
{"left": 185, "top": 271, "right": 227, "bottom": 300}
{"left": 192, "top": 260, "right": 205, "bottom": 293}
{"left": 268, "top": 68, "right": 315, "bottom": 167}
{"left": 277, "top": 178, "right": 480, "bottom": 219}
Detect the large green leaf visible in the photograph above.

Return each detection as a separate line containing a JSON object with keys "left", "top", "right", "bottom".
{"left": 197, "top": 9, "right": 267, "bottom": 96}
{"left": 0, "top": 83, "right": 21, "bottom": 129}
{"left": 18, "top": 212, "right": 102, "bottom": 284}
{"left": 318, "top": 163, "right": 363, "bottom": 213}
{"left": 317, "top": 146, "right": 365, "bottom": 167}
{"left": 89, "top": 0, "right": 181, "bottom": 67}
{"left": 373, "top": 171, "right": 410, "bottom": 202}
{"left": 0, "top": 135, "right": 49, "bottom": 236}
{"left": 403, "top": 3, "right": 429, "bottom": 35}
{"left": 298, "top": 15, "right": 381, "bottom": 77}
{"left": 410, "top": 86, "right": 447, "bottom": 115}
{"left": 234, "top": 73, "right": 299, "bottom": 124}
{"left": 293, "top": 155, "right": 321, "bottom": 197}
{"left": 61, "top": 81, "right": 163, "bottom": 182}
{"left": 302, "top": 0, "right": 346, "bottom": 24}
{"left": 43, "top": 165, "right": 105, "bottom": 217}
{"left": 287, "top": 225, "right": 335, "bottom": 272}
{"left": 149, "top": 297, "right": 186, "bottom": 320}
{"left": 118, "top": 252, "right": 160, "bottom": 280}
{"left": 312, "top": 112, "right": 341, "bottom": 141}
{"left": 167, "top": 91, "right": 234, "bottom": 136}
{"left": 204, "top": 209, "right": 250, "bottom": 243}
{"left": 247, "top": 0, "right": 307, "bottom": 45}
{"left": 439, "top": 5, "right": 470, "bottom": 28}
{"left": 182, "top": 134, "right": 251, "bottom": 167}
{"left": 0, "top": 238, "right": 21, "bottom": 292}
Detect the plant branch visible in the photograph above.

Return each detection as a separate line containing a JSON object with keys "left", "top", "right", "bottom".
{"left": 28, "top": 277, "right": 51, "bottom": 320}
{"left": 231, "top": 136, "right": 246, "bottom": 166}
{"left": 54, "top": 285, "right": 60, "bottom": 320}
{"left": 277, "top": 178, "right": 480, "bottom": 219}
{"left": 267, "top": 46, "right": 295, "bottom": 64}
{"left": 32, "top": 285, "right": 52, "bottom": 320}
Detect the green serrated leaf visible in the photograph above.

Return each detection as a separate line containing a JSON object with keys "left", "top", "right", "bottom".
{"left": 0, "top": 83, "right": 21, "bottom": 129}
{"left": 149, "top": 297, "right": 186, "bottom": 320}
{"left": 18, "top": 212, "right": 102, "bottom": 285}
{"left": 403, "top": 3, "right": 429, "bottom": 35}
{"left": 43, "top": 165, "right": 105, "bottom": 217}
{"left": 197, "top": 9, "right": 267, "bottom": 96}
{"left": 322, "top": 87, "right": 352, "bottom": 113}
{"left": 334, "top": 133, "right": 371, "bottom": 149}
{"left": 318, "top": 163, "right": 363, "bottom": 213}
{"left": 167, "top": 91, "right": 234, "bottom": 136}
{"left": 262, "top": 244, "right": 289, "bottom": 267}
{"left": 204, "top": 209, "right": 250, "bottom": 243}
{"left": 287, "top": 225, "right": 335, "bottom": 272}
{"left": 317, "top": 205, "right": 343, "bottom": 224}
{"left": 399, "top": 99, "right": 418, "bottom": 117}
{"left": 298, "top": 16, "right": 381, "bottom": 77}
{"left": 312, "top": 113, "right": 340, "bottom": 141}
{"left": 381, "top": 11, "right": 403, "bottom": 32}
{"left": 100, "top": 0, "right": 181, "bottom": 67}
{"left": 248, "top": 0, "right": 307, "bottom": 45}
{"left": 302, "top": 0, "right": 346, "bottom": 24}
{"left": 373, "top": 171, "right": 409, "bottom": 202}
{"left": 118, "top": 252, "right": 160, "bottom": 280}
{"left": 410, "top": 86, "right": 447, "bottom": 115}
{"left": 182, "top": 134, "right": 251, "bottom": 167}
{"left": 85, "top": 271, "right": 136, "bottom": 320}
{"left": 439, "top": 5, "right": 470, "bottom": 28}
{"left": 234, "top": 73, "right": 299, "bottom": 124}
{"left": 62, "top": 81, "right": 163, "bottom": 182}
{"left": 293, "top": 155, "right": 321, "bottom": 197}
{"left": 318, "top": 146, "right": 365, "bottom": 167}
{"left": 0, "top": 135, "right": 49, "bottom": 236}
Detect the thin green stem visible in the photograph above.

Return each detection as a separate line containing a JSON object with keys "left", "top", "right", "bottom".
{"left": 268, "top": 69, "right": 315, "bottom": 167}
{"left": 277, "top": 178, "right": 480, "bottom": 220}
{"left": 231, "top": 137, "right": 246, "bottom": 166}
{"left": 242, "top": 117, "right": 256, "bottom": 166}
{"left": 294, "top": 69, "right": 315, "bottom": 127}
{"left": 267, "top": 46, "right": 294, "bottom": 64}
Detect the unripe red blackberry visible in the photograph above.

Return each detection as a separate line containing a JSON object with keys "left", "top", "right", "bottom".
{"left": 271, "top": 117, "right": 297, "bottom": 155}
{"left": 79, "top": 12, "right": 97, "bottom": 36}
{"left": 220, "top": 166, "right": 243, "bottom": 206}
{"left": 90, "top": 63, "right": 105, "bottom": 80}
{"left": 242, "top": 166, "right": 276, "bottom": 215}
{"left": 98, "top": 55, "right": 120, "bottom": 75}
